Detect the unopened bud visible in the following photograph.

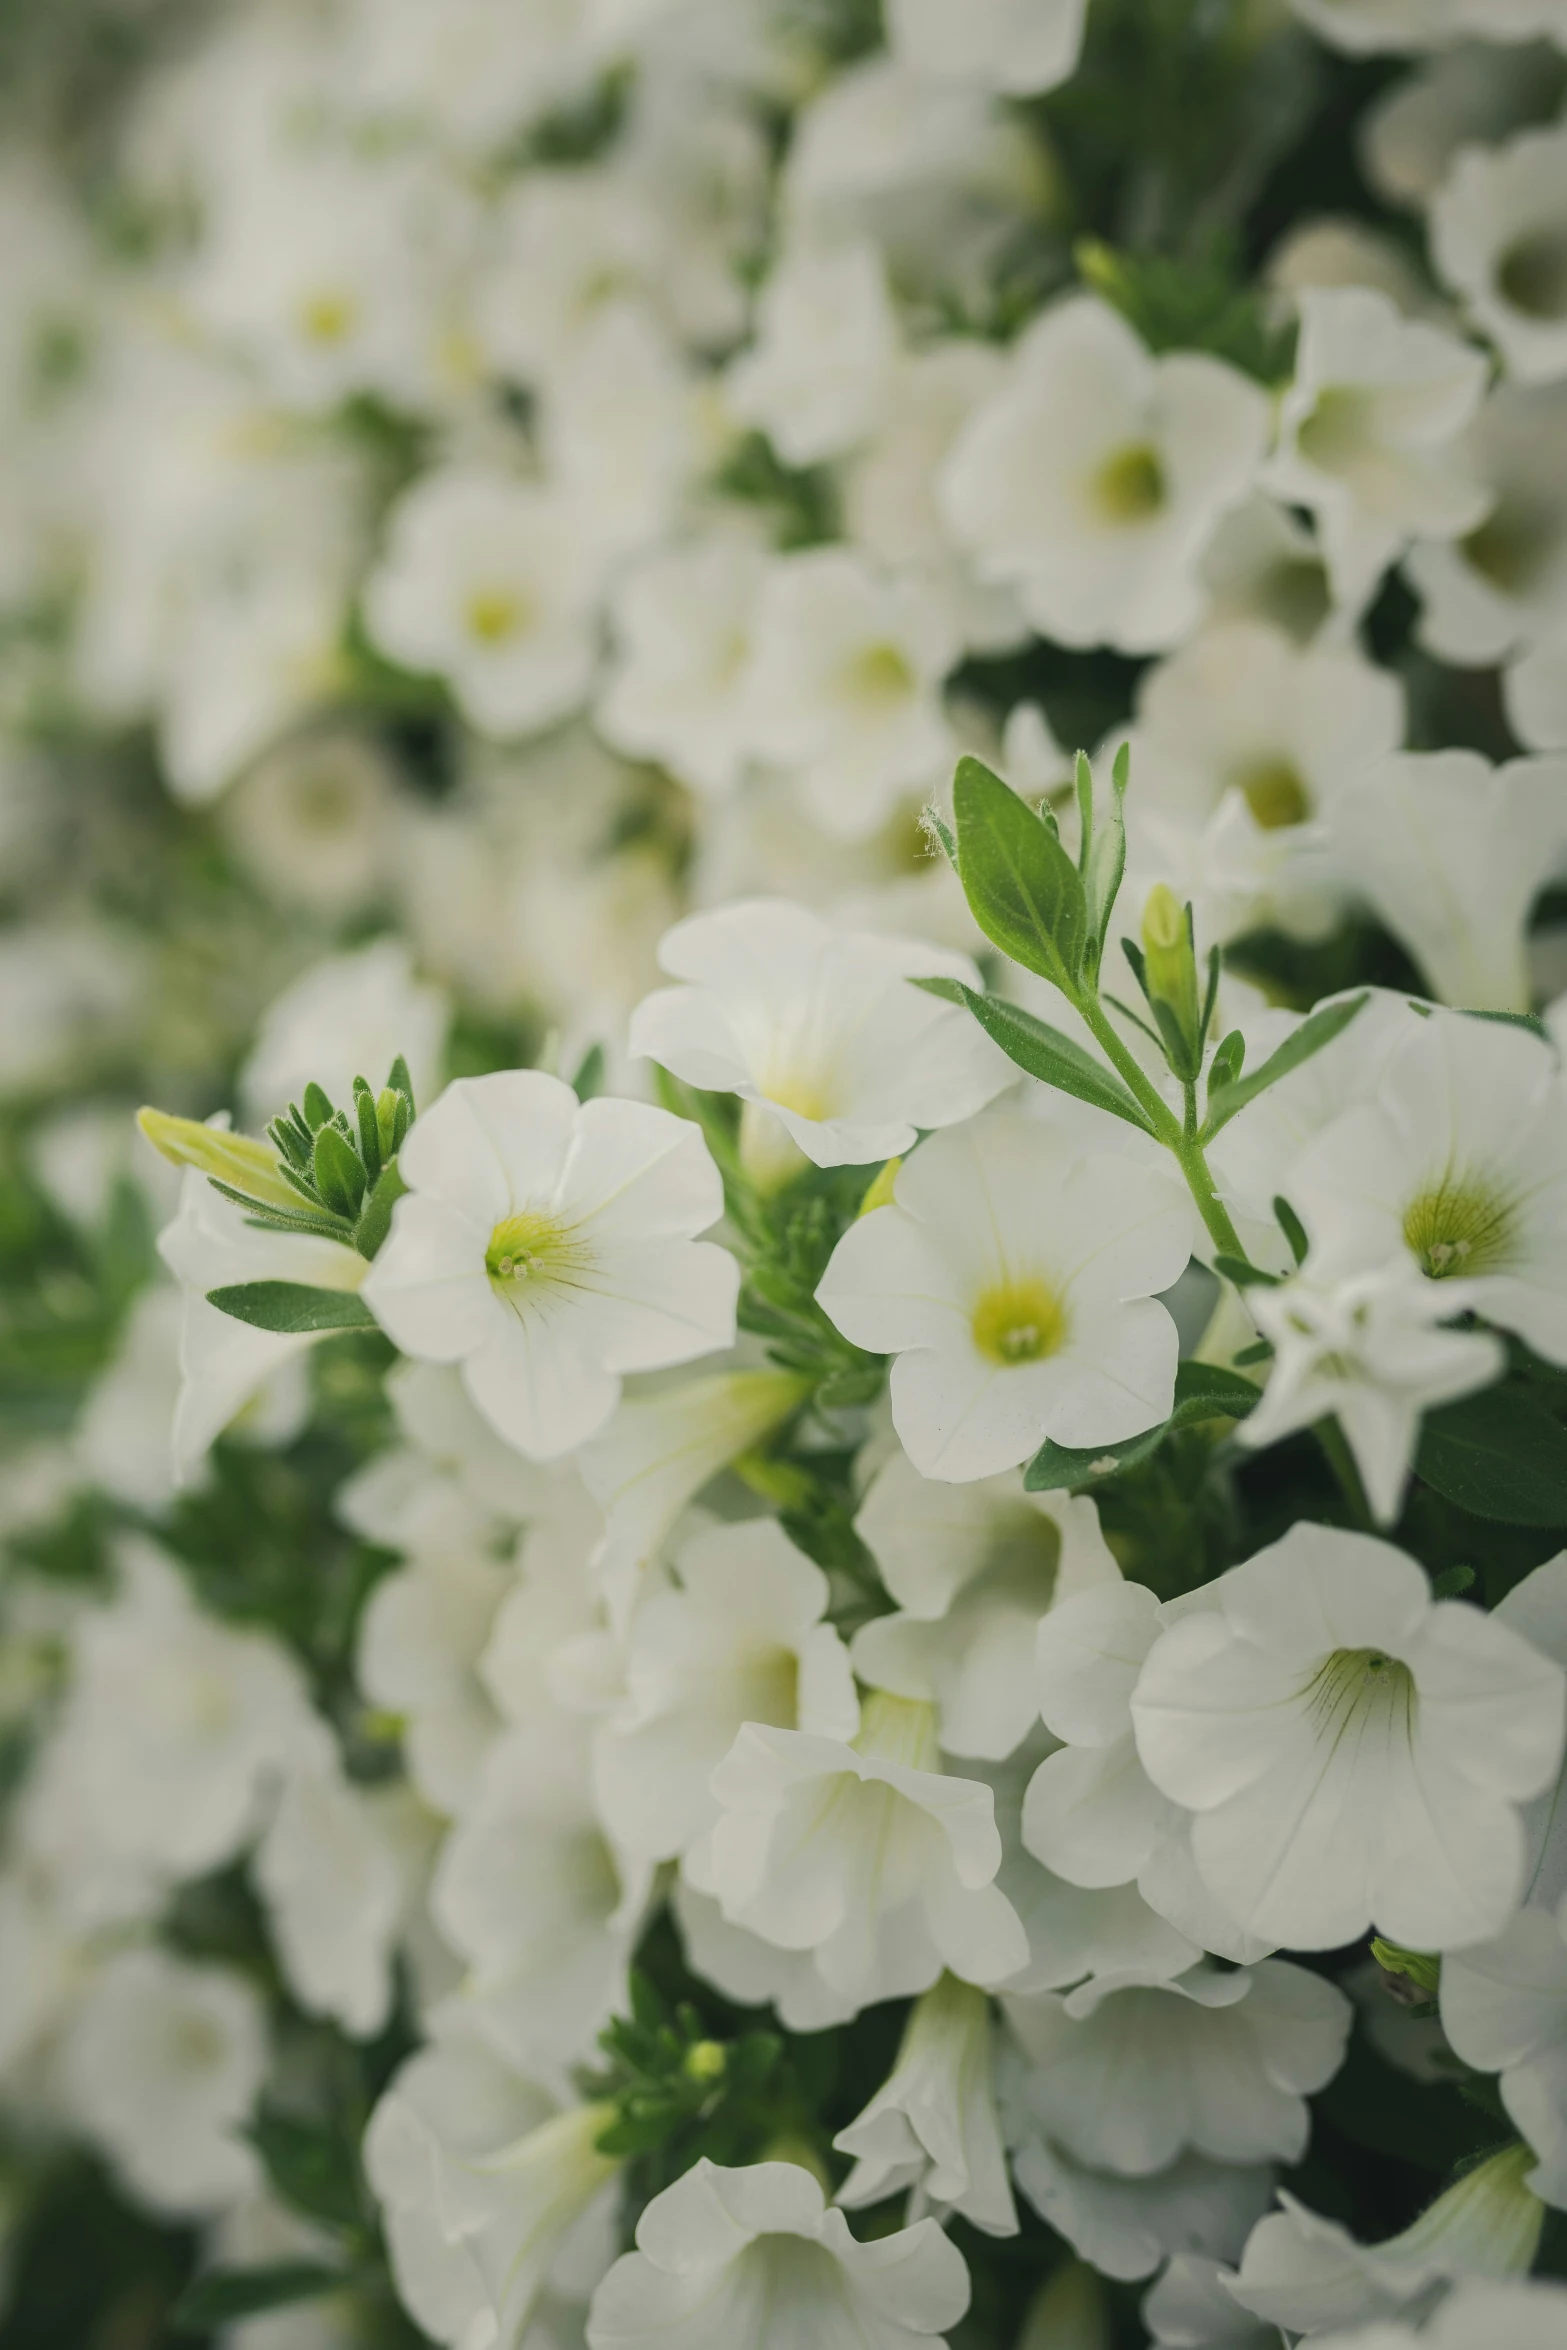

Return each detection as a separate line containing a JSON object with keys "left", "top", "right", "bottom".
{"left": 137, "top": 1108, "right": 300, "bottom": 1213}
{"left": 684, "top": 2040, "right": 727, "bottom": 2085}
{"left": 376, "top": 1087, "right": 403, "bottom": 1157}
{"left": 1139, "top": 884, "right": 1201, "bottom": 1052}
{"left": 1371, "top": 1937, "right": 1441, "bottom": 2001}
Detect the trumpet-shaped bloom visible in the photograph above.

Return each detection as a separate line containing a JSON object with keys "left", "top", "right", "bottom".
{"left": 1406, "top": 382, "right": 1567, "bottom": 670}
{"left": 1236, "top": 1254, "right": 1503, "bottom": 1524}
{"left": 693, "top": 1691, "right": 1029, "bottom": 2009}
{"left": 630, "top": 900, "right": 1011, "bottom": 1178}
{"left": 585, "top": 2159, "right": 971, "bottom": 2350}
{"left": 885, "top": 0, "right": 1086, "bottom": 95}
{"left": 834, "top": 1973, "right": 1017, "bottom": 2235}
{"left": 817, "top": 1113, "right": 1192, "bottom": 1483}
{"left": 593, "top": 1518, "right": 859, "bottom": 1862}
{"left": 723, "top": 239, "right": 899, "bottom": 467}
{"left": 362, "top": 1071, "right": 738, "bottom": 1461}
{"left": 940, "top": 297, "right": 1269, "bottom": 653}
{"left": 1433, "top": 124, "right": 1567, "bottom": 386}
{"left": 1442, "top": 1903, "right": 1567, "bottom": 2209}
{"left": 1131, "top": 1523, "right": 1567, "bottom": 1950}
{"left": 1002, "top": 1959, "right": 1351, "bottom": 2178}
{"left": 1266, "top": 287, "right": 1490, "bottom": 608}
{"left": 1294, "top": 1006, "right": 1567, "bottom": 1363}
{"left": 850, "top": 1455, "right": 1122, "bottom": 1760}
{"left": 597, "top": 538, "right": 769, "bottom": 799}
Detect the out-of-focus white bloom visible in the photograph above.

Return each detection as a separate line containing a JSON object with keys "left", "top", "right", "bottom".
{"left": 253, "top": 1757, "right": 420, "bottom": 2038}
{"left": 818, "top": 1114, "right": 1191, "bottom": 1483}
{"left": 0, "top": 1866, "right": 86, "bottom": 2082}
{"left": 1332, "top": 748, "right": 1567, "bottom": 1011}
{"left": 742, "top": 549, "right": 958, "bottom": 841}
{"left": 220, "top": 729, "right": 401, "bottom": 919}
{"left": 843, "top": 344, "right": 1027, "bottom": 654}
{"left": 585, "top": 2158, "right": 971, "bottom": 2350}
{"left": 1132, "top": 1522, "right": 1567, "bottom": 1950}
{"left": 835, "top": 1973, "right": 1017, "bottom": 2234}
{"left": 693, "top": 1690, "right": 1029, "bottom": 2009}
{"left": 630, "top": 899, "right": 1010, "bottom": 1177}
{"left": 1025, "top": 1581, "right": 1267, "bottom": 1968}
{"left": 1363, "top": 40, "right": 1564, "bottom": 209}
{"left": 364, "top": 469, "right": 603, "bottom": 741}
{"left": 1433, "top": 124, "right": 1567, "bottom": 384}
{"left": 209, "top": 2191, "right": 360, "bottom": 2350}
{"left": 578, "top": 1363, "right": 809, "bottom": 1633}
{"left": 357, "top": 1546, "right": 512, "bottom": 1816}
{"left": 59, "top": 1947, "right": 266, "bottom": 2219}
{"left": 1407, "top": 383, "right": 1567, "bottom": 669}
{"left": 21, "top": 1541, "right": 322, "bottom": 1912}
{"left": 849, "top": 1456, "right": 1121, "bottom": 1761}
{"left": 885, "top": 0, "right": 1086, "bottom": 94}
{"left": 940, "top": 297, "right": 1270, "bottom": 654}
{"left": 76, "top": 1285, "right": 192, "bottom": 1513}
{"left": 1226, "top": 2143, "right": 1546, "bottom": 2337}
{"left": 1333, "top": 2279, "right": 1567, "bottom": 2350}
{"left": 1267, "top": 217, "right": 1442, "bottom": 320}
{"left": 597, "top": 537, "right": 768, "bottom": 798}
{"left": 0, "top": 924, "right": 139, "bottom": 1100}
{"left": 363, "top": 1071, "right": 737, "bottom": 1461}
{"left": 366, "top": 2017, "right": 618, "bottom": 2350}
{"left": 1295, "top": 1005, "right": 1567, "bottom": 1360}
{"left": 1237, "top": 1254, "right": 1503, "bottom": 1523}
{"left": 1197, "top": 493, "right": 1334, "bottom": 641}
{"left": 594, "top": 1518, "right": 859, "bottom": 1863}
{"left": 239, "top": 937, "right": 449, "bottom": 1126}
{"left": 1266, "top": 287, "right": 1490, "bottom": 609}
{"left": 475, "top": 168, "right": 667, "bottom": 383}
{"left": 1004, "top": 1960, "right": 1351, "bottom": 2177}
{"left": 1116, "top": 617, "right": 1404, "bottom": 945}
{"left": 1142, "top": 2254, "right": 1275, "bottom": 2350}
{"left": 671, "top": 1879, "right": 863, "bottom": 2033}
{"left": 159, "top": 1163, "right": 368, "bottom": 1485}
{"left": 1442, "top": 1901, "right": 1567, "bottom": 2208}
{"left": 1509, "top": 622, "right": 1567, "bottom": 750}
{"left": 724, "top": 239, "right": 899, "bottom": 467}
{"left": 341, "top": 1357, "right": 552, "bottom": 1560}
{"left": 1289, "top": 0, "right": 1567, "bottom": 53}
{"left": 538, "top": 302, "right": 707, "bottom": 564}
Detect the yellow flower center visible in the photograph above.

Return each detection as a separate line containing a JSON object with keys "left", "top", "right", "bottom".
{"left": 1402, "top": 1176, "right": 1515, "bottom": 1279}
{"left": 1237, "top": 757, "right": 1312, "bottom": 830}
{"left": 846, "top": 642, "right": 916, "bottom": 704}
{"left": 972, "top": 1275, "right": 1068, "bottom": 1366}
{"left": 1092, "top": 442, "right": 1167, "bottom": 523}
{"left": 1463, "top": 501, "right": 1552, "bottom": 598}
{"left": 1498, "top": 226, "right": 1567, "bottom": 321}
{"left": 300, "top": 290, "right": 358, "bottom": 346}
{"left": 485, "top": 1209, "right": 591, "bottom": 1305}
{"left": 1306, "top": 1646, "right": 1415, "bottom": 1736}
{"left": 466, "top": 587, "right": 531, "bottom": 646}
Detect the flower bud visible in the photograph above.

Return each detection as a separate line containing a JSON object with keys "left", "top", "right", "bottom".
{"left": 137, "top": 1108, "right": 301, "bottom": 1213}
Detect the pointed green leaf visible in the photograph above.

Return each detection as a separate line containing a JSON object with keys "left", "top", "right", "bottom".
{"left": 302, "top": 1082, "right": 335, "bottom": 1131}
{"left": 353, "top": 1080, "right": 382, "bottom": 1183}
{"left": 206, "top": 1282, "right": 375, "bottom": 1334}
{"left": 1415, "top": 1383, "right": 1567, "bottom": 1525}
{"left": 913, "top": 978, "right": 1155, "bottom": 1134}
{"left": 951, "top": 755, "right": 1088, "bottom": 992}
{"left": 354, "top": 1160, "right": 407, "bottom": 1260}
{"left": 248, "top": 2112, "right": 364, "bottom": 2230}
{"left": 1199, "top": 994, "right": 1368, "bottom": 1142}
{"left": 1083, "top": 745, "right": 1129, "bottom": 979}
{"left": 173, "top": 2264, "right": 346, "bottom": 2331}
{"left": 1024, "top": 1361, "right": 1260, "bottom": 1491}
{"left": 312, "top": 1122, "right": 366, "bottom": 1220}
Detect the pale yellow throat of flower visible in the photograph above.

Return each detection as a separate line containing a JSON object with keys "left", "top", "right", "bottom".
{"left": 485, "top": 1208, "right": 594, "bottom": 1308}
{"left": 1401, "top": 1173, "right": 1516, "bottom": 1281}
{"left": 971, "top": 1274, "right": 1069, "bottom": 1367}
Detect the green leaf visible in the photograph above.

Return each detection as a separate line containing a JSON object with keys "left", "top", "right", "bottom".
{"left": 353, "top": 1079, "right": 382, "bottom": 1184}
{"left": 1024, "top": 1361, "right": 1259, "bottom": 1492}
{"left": 1415, "top": 1383, "right": 1567, "bottom": 1526}
{"left": 571, "top": 1041, "right": 607, "bottom": 1102}
{"left": 302, "top": 1082, "right": 335, "bottom": 1131}
{"left": 913, "top": 978, "right": 1155, "bottom": 1135}
{"left": 951, "top": 755, "right": 1088, "bottom": 992}
{"left": 1082, "top": 744, "right": 1130, "bottom": 981}
{"left": 1274, "top": 1195, "right": 1309, "bottom": 1268}
{"left": 354, "top": 1160, "right": 407, "bottom": 1260}
{"left": 172, "top": 2263, "right": 345, "bottom": 2331}
{"left": 1209, "top": 1027, "right": 1245, "bottom": 1094}
{"left": 249, "top": 2112, "right": 364, "bottom": 2230}
{"left": 312, "top": 1122, "right": 367, "bottom": 1220}
{"left": 1200, "top": 993, "right": 1368, "bottom": 1142}
{"left": 206, "top": 1282, "right": 377, "bottom": 1335}
{"left": 922, "top": 805, "right": 958, "bottom": 870}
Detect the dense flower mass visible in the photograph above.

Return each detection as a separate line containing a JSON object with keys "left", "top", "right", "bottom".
{"left": 5, "top": 3, "right": 1567, "bottom": 2347}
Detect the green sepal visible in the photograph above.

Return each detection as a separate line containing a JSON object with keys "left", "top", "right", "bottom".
{"left": 950, "top": 755, "right": 1088, "bottom": 993}
{"left": 353, "top": 1078, "right": 382, "bottom": 1183}
{"left": 1080, "top": 744, "right": 1130, "bottom": 985}
{"left": 312, "top": 1122, "right": 367, "bottom": 1221}
{"left": 301, "top": 1082, "right": 335, "bottom": 1131}
{"left": 1024, "top": 1360, "right": 1260, "bottom": 1491}
{"left": 1208, "top": 1028, "right": 1245, "bottom": 1094}
{"left": 913, "top": 977, "right": 1156, "bottom": 1135}
{"left": 1415, "top": 1382, "right": 1567, "bottom": 1525}
{"left": 354, "top": 1160, "right": 407, "bottom": 1260}
{"left": 172, "top": 2264, "right": 346, "bottom": 2332}
{"left": 206, "top": 1282, "right": 377, "bottom": 1334}
{"left": 1199, "top": 993, "right": 1367, "bottom": 1142}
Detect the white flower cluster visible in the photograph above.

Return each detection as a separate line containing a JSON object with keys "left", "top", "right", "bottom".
{"left": 5, "top": 0, "right": 1567, "bottom": 2345}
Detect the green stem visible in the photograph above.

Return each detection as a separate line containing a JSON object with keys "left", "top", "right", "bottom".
{"left": 1316, "top": 1415, "right": 1377, "bottom": 1532}
{"left": 1078, "top": 993, "right": 1248, "bottom": 1263}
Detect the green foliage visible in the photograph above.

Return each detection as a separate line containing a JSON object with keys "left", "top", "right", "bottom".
{"left": 246, "top": 1058, "right": 415, "bottom": 1260}
{"left": 206, "top": 1281, "right": 378, "bottom": 1335}
{"left": 1025, "top": 1360, "right": 1260, "bottom": 1493}
{"left": 1200, "top": 994, "right": 1369, "bottom": 1141}
{"left": 915, "top": 976, "right": 1155, "bottom": 1134}
{"left": 1076, "top": 237, "right": 1296, "bottom": 380}
{"left": 589, "top": 1973, "right": 783, "bottom": 2172}
{"left": 949, "top": 756, "right": 1088, "bottom": 996}
{"left": 172, "top": 2261, "right": 348, "bottom": 2332}
{"left": 1415, "top": 1384, "right": 1567, "bottom": 1528}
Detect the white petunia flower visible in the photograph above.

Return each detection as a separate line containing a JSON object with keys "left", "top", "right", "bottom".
{"left": 1442, "top": 1902, "right": 1567, "bottom": 2209}
{"left": 593, "top": 1518, "right": 859, "bottom": 1863}
{"left": 1115, "top": 617, "right": 1405, "bottom": 946}
{"left": 585, "top": 2158, "right": 971, "bottom": 2350}
{"left": 1131, "top": 1522, "right": 1567, "bottom": 1950}
{"left": 1265, "top": 286, "right": 1490, "bottom": 609}
{"left": 723, "top": 239, "right": 899, "bottom": 467}
{"left": 365, "top": 2016, "right": 618, "bottom": 2350}
{"left": 671, "top": 1879, "right": 862, "bottom": 2033}
{"left": 1363, "top": 41, "right": 1559, "bottom": 211}
{"left": 1142, "top": 2254, "right": 1275, "bottom": 2350}
{"left": 741, "top": 549, "right": 958, "bottom": 841}
{"left": 356, "top": 1545, "right": 511, "bottom": 1815}
{"left": 693, "top": 1690, "right": 1030, "bottom": 2009}
{"left": 1406, "top": 383, "right": 1567, "bottom": 670}
{"left": 817, "top": 1113, "right": 1192, "bottom": 1483}
{"left": 252, "top": 1757, "right": 420, "bottom": 2039}
{"left": 834, "top": 1973, "right": 1017, "bottom": 2235}
{"left": 1226, "top": 2143, "right": 1547, "bottom": 2338}
{"left": 1288, "top": 0, "right": 1567, "bottom": 54}
{"left": 361, "top": 1071, "right": 738, "bottom": 1462}
{"left": 885, "top": 0, "right": 1086, "bottom": 94}
{"left": 1432, "top": 124, "right": 1567, "bottom": 385}
{"left": 939, "top": 297, "right": 1270, "bottom": 654}
{"left": 629, "top": 899, "right": 1011, "bottom": 1181}
{"left": 1197, "top": 493, "right": 1334, "bottom": 641}
{"left": 1313, "top": 2278, "right": 1567, "bottom": 2350}
{"left": 1236, "top": 1253, "right": 1503, "bottom": 1523}
{"left": 58, "top": 1946, "right": 266, "bottom": 2219}
{"left": 1509, "top": 621, "right": 1567, "bottom": 751}
{"left": 1294, "top": 1005, "right": 1567, "bottom": 1362}
{"left": 220, "top": 727, "right": 399, "bottom": 921}
{"left": 596, "top": 538, "right": 769, "bottom": 799}
{"left": 537, "top": 301, "right": 707, "bottom": 566}
{"left": 849, "top": 1455, "right": 1122, "bottom": 1761}
{"left": 1003, "top": 1958, "right": 1351, "bottom": 2177}
{"left": 239, "top": 936, "right": 449, "bottom": 1128}
{"left": 363, "top": 469, "right": 603, "bottom": 742}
